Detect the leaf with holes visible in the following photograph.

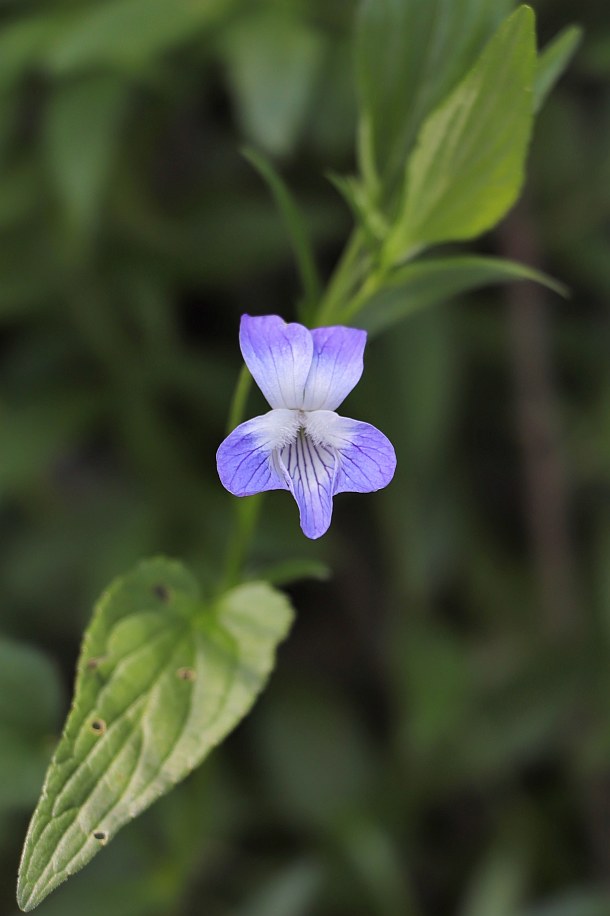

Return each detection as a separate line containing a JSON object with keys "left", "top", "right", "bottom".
{"left": 17, "top": 558, "right": 294, "bottom": 911}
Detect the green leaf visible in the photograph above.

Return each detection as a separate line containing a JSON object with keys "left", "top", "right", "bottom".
{"left": 355, "top": 0, "right": 513, "bottom": 199}
{"left": 460, "top": 836, "right": 530, "bottom": 916}
{"left": 243, "top": 148, "right": 321, "bottom": 321}
{"left": 17, "top": 558, "right": 294, "bottom": 912}
{"left": 0, "top": 637, "right": 62, "bottom": 813}
{"left": 222, "top": 10, "right": 324, "bottom": 158}
{"left": 45, "top": 0, "right": 234, "bottom": 74}
{"left": 328, "top": 172, "right": 389, "bottom": 245}
{"left": 353, "top": 256, "right": 567, "bottom": 336}
{"left": 384, "top": 6, "right": 537, "bottom": 260}
{"left": 45, "top": 74, "right": 128, "bottom": 234}
{"left": 534, "top": 25, "right": 583, "bottom": 113}
{"left": 235, "top": 860, "right": 323, "bottom": 916}
{"left": 0, "top": 13, "right": 67, "bottom": 88}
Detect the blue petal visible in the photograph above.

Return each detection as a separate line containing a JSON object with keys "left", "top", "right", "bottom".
{"left": 217, "top": 410, "right": 298, "bottom": 496}
{"left": 332, "top": 417, "right": 396, "bottom": 494}
{"left": 302, "top": 326, "right": 366, "bottom": 410}
{"left": 277, "top": 430, "right": 338, "bottom": 539}
{"left": 303, "top": 411, "right": 395, "bottom": 495}
{"left": 240, "top": 315, "right": 313, "bottom": 409}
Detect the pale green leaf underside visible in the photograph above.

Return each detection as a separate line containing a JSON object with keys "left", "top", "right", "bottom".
{"left": 355, "top": 255, "right": 567, "bottom": 336}
{"left": 385, "top": 5, "right": 537, "bottom": 259}
{"left": 17, "top": 558, "right": 293, "bottom": 912}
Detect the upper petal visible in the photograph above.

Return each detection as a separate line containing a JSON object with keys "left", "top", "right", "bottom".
{"left": 301, "top": 326, "right": 367, "bottom": 410}
{"left": 217, "top": 409, "right": 299, "bottom": 496}
{"left": 240, "top": 314, "right": 313, "bottom": 409}
{"left": 304, "top": 411, "right": 396, "bottom": 494}
{"left": 276, "top": 430, "right": 338, "bottom": 539}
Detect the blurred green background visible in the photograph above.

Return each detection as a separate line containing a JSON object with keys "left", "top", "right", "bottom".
{"left": 1, "top": 0, "right": 610, "bottom": 914}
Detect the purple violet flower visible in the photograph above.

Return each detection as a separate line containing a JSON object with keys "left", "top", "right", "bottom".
{"left": 216, "top": 315, "right": 397, "bottom": 539}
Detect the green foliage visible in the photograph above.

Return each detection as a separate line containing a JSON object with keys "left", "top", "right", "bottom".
{"left": 384, "top": 6, "right": 537, "bottom": 260}
{"left": 45, "top": 75, "right": 128, "bottom": 235}
{"left": 0, "top": 0, "right": 604, "bottom": 914}
{"left": 0, "top": 637, "right": 62, "bottom": 813}
{"left": 222, "top": 9, "right": 325, "bottom": 158}
{"left": 355, "top": 0, "right": 513, "bottom": 200}
{"left": 243, "top": 147, "right": 321, "bottom": 321}
{"left": 354, "top": 255, "right": 567, "bottom": 335}
{"left": 534, "top": 25, "right": 583, "bottom": 113}
{"left": 17, "top": 559, "right": 293, "bottom": 911}
{"left": 45, "top": 0, "right": 235, "bottom": 74}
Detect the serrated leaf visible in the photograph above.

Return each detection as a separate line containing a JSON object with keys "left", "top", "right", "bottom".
{"left": 352, "top": 255, "right": 567, "bottom": 336}
{"left": 17, "top": 558, "right": 293, "bottom": 912}
{"left": 355, "top": 0, "right": 513, "bottom": 199}
{"left": 384, "top": 6, "right": 537, "bottom": 260}
{"left": 534, "top": 25, "right": 583, "bottom": 113}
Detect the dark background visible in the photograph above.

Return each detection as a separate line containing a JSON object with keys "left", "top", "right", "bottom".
{"left": 1, "top": 1, "right": 609, "bottom": 914}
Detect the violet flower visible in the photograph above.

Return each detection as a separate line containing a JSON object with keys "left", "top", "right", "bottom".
{"left": 217, "top": 315, "right": 396, "bottom": 539}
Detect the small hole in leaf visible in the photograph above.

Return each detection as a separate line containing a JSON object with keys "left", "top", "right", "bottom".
{"left": 93, "top": 830, "right": 108, "bottom": 845}
{"left": 153, "top": 584, "right": 171, "bottom": 602}
{"left": 90, "top": 718, "right": 107, "bottom": 736}
{"left": 176, "top": 667, "right": 196, "bottom": 682}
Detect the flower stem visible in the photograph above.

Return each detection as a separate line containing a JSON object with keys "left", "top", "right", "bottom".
{"left": 221, "top": 363, "right": 263, "bottom": 592}
{"left": 226, "top": 363, "right": 252, "bottom": 435}
{"left": 315, "top": 230, "right": 366, "bottom": 326}
{"left": 221, "top": 494, "right": 263, "bottom": 591}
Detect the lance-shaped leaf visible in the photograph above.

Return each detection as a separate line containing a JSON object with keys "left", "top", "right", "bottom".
{"left": 384, "top": 6, "right": 537, "bottom": 261}
{"left": 17, "top": 558, "right": 294, "bottom": 912}
{"left": 352, "top": 255, "right": 567, "bottom": 336}
{"left": 534, "top": 25, "right": 582, "bottom": 113}
{"left": 355, "top": 0, "right": 513, "bottom": 199}
{"left": 243, "top": 147, "right": 321, "bottom": 322}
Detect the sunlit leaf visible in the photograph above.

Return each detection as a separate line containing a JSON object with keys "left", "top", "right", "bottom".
{"left": 384, "top": 6, "right": 537, "bottom": 259}
{"left": 17, "top": 558, "right": 293, "bottom": 911}
{"left": 355, "top": 0, "right": 513, "bottom": 199}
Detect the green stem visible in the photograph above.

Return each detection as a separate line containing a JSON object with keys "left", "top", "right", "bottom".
{"left": 221, "top": 494, "right": 263, "bottom": 591}
{"left": 221, "top": 364, "right": 262, "bottom": 592}
{"left": 315, "top": 230, "right": 366, "bottom": 326}
{"left": 226, "top": 364, "right": 253, "bottom": 435}
{"left": 219, "top": 221, "right": 388, "bottom": 590}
